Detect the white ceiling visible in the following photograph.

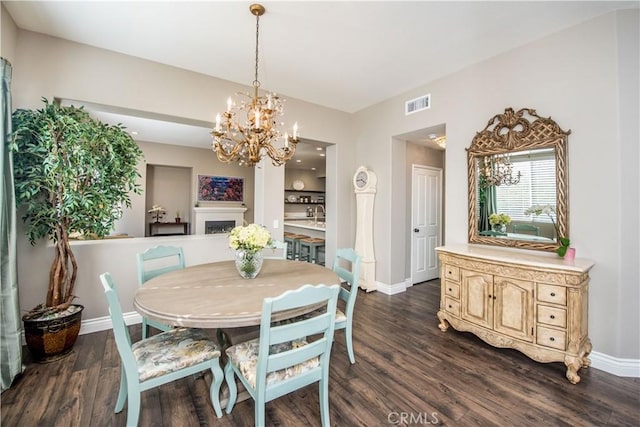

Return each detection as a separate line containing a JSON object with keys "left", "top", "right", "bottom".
{"left": 5, "top": 1, "right": 637, "bottom": 165}
{"left": 6, "top": 1, "right": 634, "bottom": 113}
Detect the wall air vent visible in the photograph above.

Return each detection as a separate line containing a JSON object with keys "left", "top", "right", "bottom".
{"left": 405, "top": 94, "right": 431, "bottom": 115}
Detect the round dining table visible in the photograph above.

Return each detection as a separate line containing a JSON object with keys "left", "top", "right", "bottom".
{"left": 133, "top": 258, "right": 341, "bottom": 329}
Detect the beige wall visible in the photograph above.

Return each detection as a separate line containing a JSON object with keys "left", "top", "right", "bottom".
{"left": 0, "top": 4, "right": 17, "bottom": 61}
{"left": 4, "top": 7, "right": 638, "bottom": 362}
{"left": 352, "top": 10, "right": 639, "bottom": 359}
{"left": 134, "top": 141, "right": 256, "bottom": 236}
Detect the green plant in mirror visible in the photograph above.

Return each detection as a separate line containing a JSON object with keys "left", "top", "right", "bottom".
{"left": 10, "top": 98, "right": 144, "bottom": 318}
{"left": 524, "top": 204, "right": 570, "bottom": 257}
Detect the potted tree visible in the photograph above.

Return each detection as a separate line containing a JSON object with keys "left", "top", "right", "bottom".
{"left": 10, "top": 98, "right": 143, "bottom": 361}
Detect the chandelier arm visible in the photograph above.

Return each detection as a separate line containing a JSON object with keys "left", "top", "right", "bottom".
{"left": 260, "top": 143, "right": 295, "bottom": 166}
{"left": 215, "top": 124, "right": 254, "bottom": 148}
{"left": 213, "top": 138, "right": 246, "bottom": 162}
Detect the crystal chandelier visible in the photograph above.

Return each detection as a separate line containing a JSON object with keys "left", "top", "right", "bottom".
{"left": 479, "top": 153, "right": 521, "bottom": 187}
{"left": 212, "top": 4, "right": 298, "bottom": 167}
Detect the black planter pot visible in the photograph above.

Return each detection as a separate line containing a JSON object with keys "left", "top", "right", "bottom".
{"left": 23, "top": 305, "right": 84, "bottom": 363}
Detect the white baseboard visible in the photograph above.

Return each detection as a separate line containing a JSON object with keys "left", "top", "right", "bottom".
{"left": 375, "top": 279, "right": 409, "bottom": 295}
{"left": 79, "top": 312, "right": 142, "bottom": 335}
{"left": 590, "top": 351, "right": 640, "bottom": 378}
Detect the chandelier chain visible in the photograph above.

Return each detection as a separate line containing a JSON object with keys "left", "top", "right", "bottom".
{"left": 253, "top": 11, "right": 260, "bottom": 89}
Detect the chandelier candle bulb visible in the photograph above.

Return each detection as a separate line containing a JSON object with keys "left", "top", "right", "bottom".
{"left": 293, "top": 122, "right": 298, "bottom": 139}
{"left": 284, "top": 132, "right": 289, "bottom": 148}
{"left": 227, "top": 97, "right": 232, "bottom": 112}
{"left": 215, "top": 113, "right": 221, "bottom": 132}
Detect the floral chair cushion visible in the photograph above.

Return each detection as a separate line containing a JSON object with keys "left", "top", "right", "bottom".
{"left": 276, "top": 308, "right": 347, "bottom": 326}
{"left": 334, "top": 309, "right": 347, "bottom": 324}
{"left": 226, "top": 338, "right": 319, "bottom": 389}
{"left": 132, "top": 327, "right": 221, "bottom": 382}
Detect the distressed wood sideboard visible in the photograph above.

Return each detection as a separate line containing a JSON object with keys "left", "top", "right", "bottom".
{"left": 436, "top": 244, "right": 594, "bottom": 384}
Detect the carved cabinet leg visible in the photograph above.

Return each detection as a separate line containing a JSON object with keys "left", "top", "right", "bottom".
{"left": 582, "top": 340, "right": 593, "bottom": 368}
{"left": 564, "top": 355, "right": 584, "bottom": 384}
{"left": 437, "top": 311, "right": 450, "bottom": 332}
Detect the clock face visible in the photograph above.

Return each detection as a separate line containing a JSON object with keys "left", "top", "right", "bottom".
{"left": 355, "top": 170, "right": 368, "bottom": 188}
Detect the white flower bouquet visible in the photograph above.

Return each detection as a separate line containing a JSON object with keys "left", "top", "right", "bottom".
{"left": 228, "top": 223, "right": 272, "bottom": 253}
{"left": 489, "top": 213, "right": 511, "bottom": 226}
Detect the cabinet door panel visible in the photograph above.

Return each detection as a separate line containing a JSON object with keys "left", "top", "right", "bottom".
{"left": 461, "top": 270, "right": 493, "bottom": 329}
{"left": 494, "top": 277, "right": 534, "bottom": 342}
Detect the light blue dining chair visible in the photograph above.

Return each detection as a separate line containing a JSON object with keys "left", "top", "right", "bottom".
{"left": 332, "top": 248, "right": 362, "bottom": 364}
{"left": 99, "top": 272, "right": 224, "bottom": 426}
{"left": 136, "top": 245, "right": 185, "bottom": 338}
{"left": 263, "top": 240, "right": 288, "bottom": 260}
{"left": 513, "top": 223, "right": 541, "bottom": 236}
{"left": 224, "top": 284, "right": 341, "bottom": 427}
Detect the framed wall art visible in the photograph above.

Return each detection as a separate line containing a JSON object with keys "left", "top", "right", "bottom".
{"left": 197, "top": 175, "right": 244, "bottom": 202}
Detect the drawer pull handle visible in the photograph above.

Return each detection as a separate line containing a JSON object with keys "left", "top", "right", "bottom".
{"left": 448, "top": 271, "right": 452, "bottom": 275}
{"left": 448, "top": 305, "right": 452, "bottom": 309}
{"left": 550, "top": 315, "right": 556, "bottom": 319}
{"left": 448, "top": 288, "right": 452, "bottom": 291}
{"left": 550, "top": 292, "right": 556, "bottom": 297}
{"left": 550, "top": 337, "right": 555, "bottom": 342}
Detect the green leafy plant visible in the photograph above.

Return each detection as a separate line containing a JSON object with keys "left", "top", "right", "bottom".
{"left": 524, "top": 204, "right": 570, "bottom": 257}
{"left": 10, "top": 98, "right": 144, "bottom": 318}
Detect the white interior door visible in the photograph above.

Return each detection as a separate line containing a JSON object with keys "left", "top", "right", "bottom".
{"left": 411, "top": 165, "right": 442, "bottom": 284}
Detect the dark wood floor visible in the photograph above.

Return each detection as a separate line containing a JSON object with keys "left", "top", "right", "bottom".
{"left": 2, "top": 280, "right": 639, "bottom": 426}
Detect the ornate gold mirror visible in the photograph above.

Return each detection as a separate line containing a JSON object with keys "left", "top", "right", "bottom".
{"left": 468, "top": 108, "right": 570, "bottom": 252}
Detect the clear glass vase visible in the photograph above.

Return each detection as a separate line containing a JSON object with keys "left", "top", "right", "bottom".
{"left": 235, "top": 249, "right": 264, "bottom": 279}
{"left": 492, "top": 223, "right": 507, "bottom": 234}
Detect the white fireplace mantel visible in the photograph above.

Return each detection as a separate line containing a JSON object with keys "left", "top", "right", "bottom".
{"left": 193, "top": 206, "right": 247, "bottom": 235}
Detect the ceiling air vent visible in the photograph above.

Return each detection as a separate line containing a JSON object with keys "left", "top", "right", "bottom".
{"left": 405, "top": 94, "right": 431, "bottom": 115}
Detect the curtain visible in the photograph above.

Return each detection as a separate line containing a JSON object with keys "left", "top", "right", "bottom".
{"left": 1, "top": 57, "right": 24, "bottom": 392}
{"left": 478, "top": 185, "right": 497, "bottom": 232}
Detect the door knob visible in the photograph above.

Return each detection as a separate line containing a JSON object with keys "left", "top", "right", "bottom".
{"left": 414, "top": 228, "right": 419, "bottom": 233}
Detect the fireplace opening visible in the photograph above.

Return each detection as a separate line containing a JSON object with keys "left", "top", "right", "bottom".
{"left": 205, "top": 220, "right": 236, "bottom": 234}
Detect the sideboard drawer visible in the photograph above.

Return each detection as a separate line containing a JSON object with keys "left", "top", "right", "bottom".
{"left": 537, "top": 284, "right": 567, "bottom": 306}
{"left": 445, "top": 282, "right": 460, "bottom": 299}
{"left": 536, "top": 326, "right": 566, "bottom": 350}
{"left": 444, "top": 297, "right": 460, "bottom": 317}
{"left": 537, "top": 305, "right": 567, "bottom": 328}
{"left": 444, "top": 265, "right": 460, "bottom": 283}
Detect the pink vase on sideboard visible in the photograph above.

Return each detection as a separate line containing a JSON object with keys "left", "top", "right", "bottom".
{"left": 564, "top": 247, "right": 576, "bottom": 262}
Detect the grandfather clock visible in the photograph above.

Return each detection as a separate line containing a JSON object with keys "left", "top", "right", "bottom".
{"left": 353, "top": 166, "right": 377, "bottom": 292}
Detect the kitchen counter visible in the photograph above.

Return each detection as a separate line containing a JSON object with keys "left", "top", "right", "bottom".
{"left": 283, "top": 220, "right": 325, "bottom": 231}
{"left": 283, "top": 219, "right": 326, "bottom": 239}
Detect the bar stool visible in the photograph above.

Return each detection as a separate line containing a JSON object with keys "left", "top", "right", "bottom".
{"left": 299, "top": 237, "right": 326, "bottom": 265}
{"left": 284, "top": 233, "right": 308, "bottom": 260}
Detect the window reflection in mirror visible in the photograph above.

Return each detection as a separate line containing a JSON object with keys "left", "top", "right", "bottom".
{"left": 476, "top": 148, "right": 557, "bottom": 243}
